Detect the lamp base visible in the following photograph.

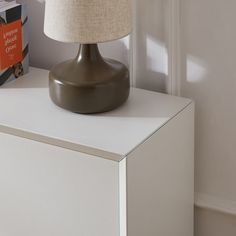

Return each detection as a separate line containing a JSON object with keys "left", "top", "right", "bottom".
{"left": 49, "top": 44, "right": 130, "bottom": 114}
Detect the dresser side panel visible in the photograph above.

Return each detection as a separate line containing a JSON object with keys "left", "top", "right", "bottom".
{"left": 127, "top": 103, "right": 194, "bottom": 236}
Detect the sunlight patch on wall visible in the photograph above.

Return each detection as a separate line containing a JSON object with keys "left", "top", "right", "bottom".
{"left": 121, "top": 36, "right": 130, "bottom": 50}
{"left": 146, "top": 36, "right": 168, "bottom": 76}
{"left": 187, "top": 56, "right": 207, "bottom": 83}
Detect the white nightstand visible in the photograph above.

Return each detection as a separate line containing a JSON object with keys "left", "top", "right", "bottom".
{"left": 0, "top": 68, "right": 194, "bottom": 236}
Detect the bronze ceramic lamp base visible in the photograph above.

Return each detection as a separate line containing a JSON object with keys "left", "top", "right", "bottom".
{"left": 49, "top": 44, "right": 130, "bottom": 114}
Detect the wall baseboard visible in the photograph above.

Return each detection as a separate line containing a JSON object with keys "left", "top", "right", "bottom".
{"left": 195, "top": 193, "right": 236, "bottom": 217}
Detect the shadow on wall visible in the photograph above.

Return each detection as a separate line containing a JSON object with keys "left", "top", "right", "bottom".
{"left": 17, "top": 0, "right": 130, "bottom": 70}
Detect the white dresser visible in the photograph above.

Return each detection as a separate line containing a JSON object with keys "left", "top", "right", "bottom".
{"left": 0, "top": 68, "right": 194, "bottom": 236}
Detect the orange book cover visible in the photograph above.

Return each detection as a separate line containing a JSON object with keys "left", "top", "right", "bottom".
{"left": 0, "top": 19, "right": 23, "bottom": 70}
{"left": 0, "top": 4, "right": 29, "bottom": 86}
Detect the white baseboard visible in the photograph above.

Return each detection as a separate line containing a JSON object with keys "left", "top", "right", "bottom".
{"left": 195, "top": 193, "right": 236, "bottom": 217}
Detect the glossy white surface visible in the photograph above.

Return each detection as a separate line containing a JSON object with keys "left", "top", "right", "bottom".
{"left": 119, "top": 158, "right": 127, "bottom": 236}
{"left": 0, "top": 132, "right": 119, "bottom": 236}
{"left": 0, "top": 67, "right": 191, "bottom": 161}
{"left": 0, "top": 71, "right": 194, "bottom": 235}
{"left": 127, "top": 103, "right": 194, "bottom": 236}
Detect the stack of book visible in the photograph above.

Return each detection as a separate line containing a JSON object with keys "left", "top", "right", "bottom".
{"left": 0, "top": 0, "right": 29, "bottom": 86}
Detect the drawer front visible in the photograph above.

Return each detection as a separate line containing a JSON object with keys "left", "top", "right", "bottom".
{"left": 0, "top": 133, "right": 119, "bottom": 236}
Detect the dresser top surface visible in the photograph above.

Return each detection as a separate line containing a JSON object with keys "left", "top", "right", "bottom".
{"left": 0, "top": 67, "right": 192, "bottom": 161}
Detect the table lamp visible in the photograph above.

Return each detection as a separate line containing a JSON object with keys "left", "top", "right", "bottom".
{"left": 44, "top": 0, "right": 132, "bottom": 114}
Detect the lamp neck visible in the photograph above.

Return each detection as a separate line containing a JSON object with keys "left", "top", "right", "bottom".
{"left": 76, "top": 44, "right": 103, "bottom": 63}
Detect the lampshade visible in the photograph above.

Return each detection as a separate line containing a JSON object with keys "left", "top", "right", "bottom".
{"left": 44, "top": 0, "right": 132, "bottom": 44}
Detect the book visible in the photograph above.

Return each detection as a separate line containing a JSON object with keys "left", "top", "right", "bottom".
{"left": 0, "top": 1, "right": 29, "bottom": 86}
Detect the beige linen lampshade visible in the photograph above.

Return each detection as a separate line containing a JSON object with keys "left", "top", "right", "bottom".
{"left": 44, "top": 0, "right": 132, "bottom": 44}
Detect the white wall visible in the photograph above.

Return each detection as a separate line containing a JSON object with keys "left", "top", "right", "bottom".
{"left": 180, "top": 0, "right": 236, "bottom": 235}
